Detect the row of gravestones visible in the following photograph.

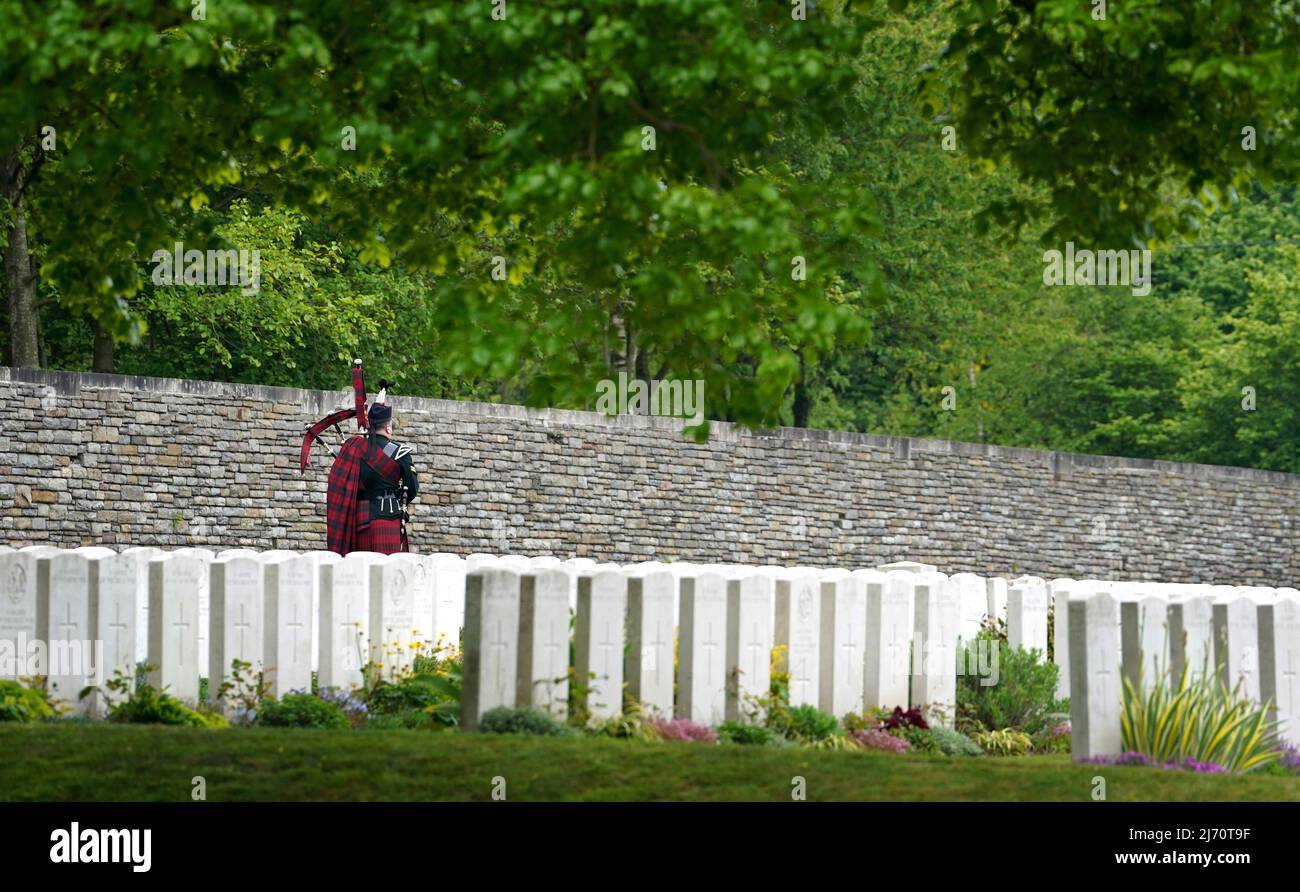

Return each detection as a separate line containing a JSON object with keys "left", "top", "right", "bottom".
{"left": 1050, "top": 579, "right": 1300, "bottom": 756}
{"left": 0, "top": 544, "right": 468, "bottom": 715}
{"left": 4, "top": 543, "right": 1296, "bottom": 755}
{"left": 0, "top": 546, "right": 1039, "bottom": 726}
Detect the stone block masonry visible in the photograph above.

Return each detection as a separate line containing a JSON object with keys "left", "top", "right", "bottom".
{"left": 2, "top": 365, "right": 1299, "bottom": 584}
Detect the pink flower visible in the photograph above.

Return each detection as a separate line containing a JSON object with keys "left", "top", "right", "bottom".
{"left": 648, "top": 718, "right": 719, "bottom": 743}
{"left": 850, "top": 728, "right": 911, "bottom": 754}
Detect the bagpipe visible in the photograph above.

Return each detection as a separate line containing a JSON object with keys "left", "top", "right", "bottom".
{"left": 300, "top": 359, "right": 372, "bottom": 471}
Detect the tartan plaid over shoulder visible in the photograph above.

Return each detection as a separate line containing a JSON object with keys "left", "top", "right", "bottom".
{"left": 326, "top": 434, "right": 408, "bottom": 555}
{"left": 326, "top": 435, "right": 367, "bottom": 555}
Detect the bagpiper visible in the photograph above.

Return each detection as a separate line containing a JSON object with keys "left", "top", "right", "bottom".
{"left": 302, "top": 360, "right": 418, "bottom": 555}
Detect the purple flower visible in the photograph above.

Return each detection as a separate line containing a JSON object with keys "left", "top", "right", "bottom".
{"left": 1182, "top": 759, "right": 1227, "bottom": 774}
{"left": 1082, "top": 751, "right": 1227, "bottom": 773}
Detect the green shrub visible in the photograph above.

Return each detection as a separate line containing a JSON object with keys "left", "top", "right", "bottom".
{"left": 973, "top": 728, "right": 1034, "bottom": 756}
{"left": 585, "top": 700, "right": 662, "bottom": 740}
{"left": 478, "top": 707, "right": 570, "bottom": 736}
{"left": 892, "top": 725, "right": 938, "bottom": 753}
{"left": 112, "top": 684, "right": 227, "bottom": 728}
{"left": 717, "top": 722, "right": 776, "bottom": 746}
{"left": 929, "top": 726, "right": 984, "bottom": 757}
{"left": 957, "top": 634, "right": 1065, "bottom": 734}
{"left": 1031, "top": 721, "right": 1072, "bottom": 754}
{"left": 0, "top": 680, "right": 55, "bottom": 723}
{"left": 88, "top": 667, "right": 227, "bottom": 728}
{"left": 1122, "top": 663, "right": 1281, "bottom": 773}
{"left": 364, "top": 708, "right": 450, "bottom": 731}
{"left": 365, "top": 661, "right": 461, "bottom": 726}
{"left": 257, "top": 694, "right": 350, "bottom": 730}
{"left": 775, "top": 704, "right": 842, "bottom": 743}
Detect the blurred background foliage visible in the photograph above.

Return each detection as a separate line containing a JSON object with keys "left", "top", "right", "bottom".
{"left": 3, "top": 1, "right": 1298, "bottom": 470}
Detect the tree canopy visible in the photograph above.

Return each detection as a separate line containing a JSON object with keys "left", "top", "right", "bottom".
{"left": 5, "top": 0, "right": 1300, "bottom": 471}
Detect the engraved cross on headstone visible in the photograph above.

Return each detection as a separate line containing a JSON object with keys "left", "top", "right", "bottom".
{"left": 57, "top": 600, "right": 78, "bottom": 641}
{"left": 886, "top": 620, "right": 904, "bottom": 671}
{"left": 541, "top": 618, "right": 564, "bottom": 672}
{"left": 744, "top": 620, "right": 765, "bottom": 681}
{"left": 173, "top": 601, "right": 191, "bottom": 657}
{"left": 233, "top": 601, "right": 253, "bottom": 658}
{"left": 841, "top": 620, "right": 859, "bottom": 685}
{"left": 488, "top": 618, "right": 509, "bottom": 694}
{"left": 597, "top": 620, "right": 618, "bottom": 675}
{"left": 106, "top": 600, "right": 130, "bottom": 667}
{"left": 646, "top": 619, "right": 667, "bottom": 682}
{"left": 701, "top": 621, "right": 720, "bottom": 685}
{"left": 287, "top": 600, "right": 305, "bottom": 659}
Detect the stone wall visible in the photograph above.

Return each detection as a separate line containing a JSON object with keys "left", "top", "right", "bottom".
{"left": 1, "top": 365, "right": 1297, "bottom": 584}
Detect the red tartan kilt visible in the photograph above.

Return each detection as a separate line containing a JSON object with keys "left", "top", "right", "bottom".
{"left": 358, "top": 518, "right": 405, "bottom": 554}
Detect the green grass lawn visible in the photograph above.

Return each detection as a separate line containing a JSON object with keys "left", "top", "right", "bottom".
{"left": 3, "top": 724, "right": 1298, "bottom": 801}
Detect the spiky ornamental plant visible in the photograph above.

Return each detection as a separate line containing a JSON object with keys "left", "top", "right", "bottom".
{"left": 1120, "top": 661, "right": 1282, "bottom": 774}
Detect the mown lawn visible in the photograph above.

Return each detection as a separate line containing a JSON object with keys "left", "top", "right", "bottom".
{"left": 1, "top": 724, "right": 1297, "bottom": 802}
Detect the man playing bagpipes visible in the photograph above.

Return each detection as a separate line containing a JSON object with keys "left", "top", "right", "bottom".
{"left": 302, "top": 360, "right": 418, "bottom": 555}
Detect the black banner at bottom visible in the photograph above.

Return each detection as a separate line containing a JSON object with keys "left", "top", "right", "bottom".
{"left": 4, "top": 800, "right": 1296, "bottom": 877}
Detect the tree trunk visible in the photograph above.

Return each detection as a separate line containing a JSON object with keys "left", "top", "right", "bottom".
{"left": 1, "top": 148, "right": 39, "bottom": 368}
{"left": 792, "top": 352, "right": 811, "bottom": 428}
{"left": 92, "top": 317, "right": 114, "bottom": 373}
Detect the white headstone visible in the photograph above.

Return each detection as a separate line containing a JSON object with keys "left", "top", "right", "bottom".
{"left": 1069, "top": 590, "right": 1122, "bottom": 759}
{"left": 119, "top": 546, "right": 162, "bottom": 660}
{"left": 726, "top": 574, "right": 774, "bottom": 723}
{"left": 912, "top": 572, "right": 958, "bottom": 724}
{"left": 864, "top": 571, "right": 912, "bottom": 711}
{"left": 574, "top": 569, "right": 627, "bottom": 720}
{"left": 1049, "top": 578, "right": 1081, "bottom": 699}
{"left": 209, "top": 555, "right": 265, "bottom": 707}
{"left": 497, "top": 554, "right": 531, "bottom": 573}
{"left": 263, "top": 555, "right": 316, "bottom": 697}
{"left": 370, "top": 555, "right": 416, "bottom": 680}
{"left": 147, "top": 553, "right": 204, "bottom": 703}
{"left": 1007, "top": 578, "right": 1049, "bottom": 658}
{"left": 171, "top": 547, "right": 215, "bottom": 678}
{"left": 625, "top": 569, "right": 675, "bottom": 717}
{"left": 430, "top": 553, "right": 467, "bottom": 650}
{"left": 677, "top": 571, "right": 728, "bottom": 725}
{"left": 517, "top": 568, "right": 571, "bottom": 716}
{"left": 0, "top": 550, "right": 39, "bottom": 679}
{"left": 461, "top": 568, "right": 522, "bottom": 730}
{"left": 986, "top": 577, "right": 1008, "bottom": 626}
{"left": 951, "top": 572, "right": 987, "bottom": 642}
{"left": 1213, "top": 596, "right": 1261, "bottom": 702}
{"left": 465, "top": 553, "right": 499, "bottom": 572}
{"left": 407, "top": 554, "right": 436, "bottom": 652}
{"left": 38, "top": 550, "right": 99, "bottom": 714}
{"left": 95, "top": 550, "right": 154, "bottom": 708}
{"left": 300, "top": 551, "right": 342, "bottom": 672}
{"left": 318, "top": 553, "right": 371, "bottom": 691}
{"left": 877, "top": 560, "right": 938, "bottom": 574}
{"left": 819, "top": 574, "right": 868, "bottom": 717}
{"left": 1168, "top": 592, "right": 1215, "bottom": 682}
{"left": 774, "top": 570, "right": 821, "bottom": 708}
{"left": 1120, "top": 595, "right": 1167, "bottom": 695}
{"left": 1258, "top": 597, "right": 1300, "bottom": 745}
